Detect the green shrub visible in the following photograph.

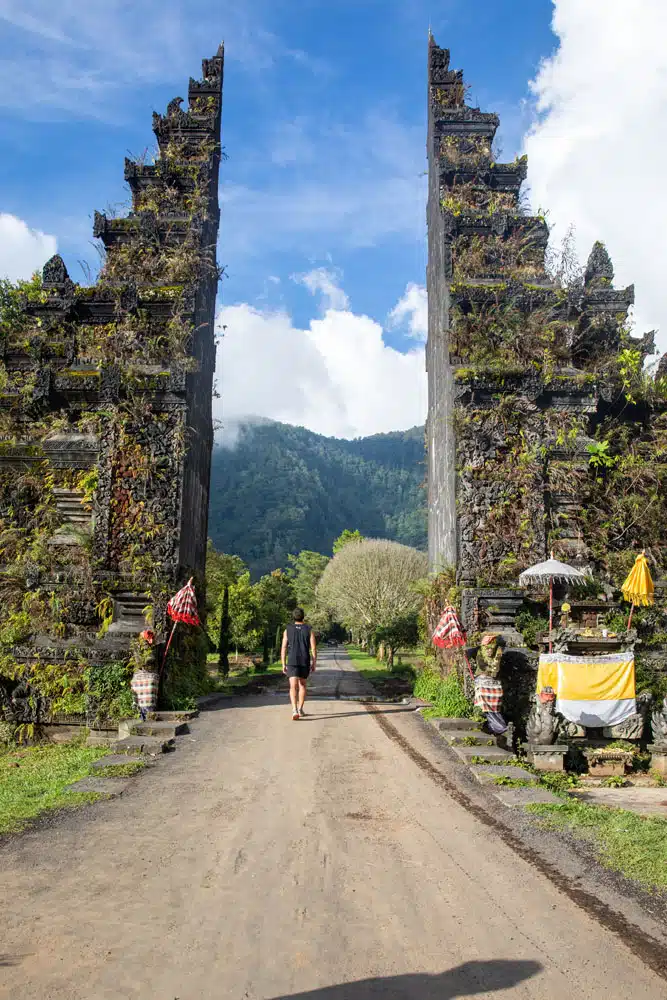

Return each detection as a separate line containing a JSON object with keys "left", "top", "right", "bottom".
{"left": 161, "top": 625, "right": 212, "bottom": 710}
{"left": 602, "top": 775, "right": 627, "bottom": 788}
{"left": 515, "top": 608, "right": 549, "bottom": 648}
{"left": 539, "top": 771, "right": 580, "bottom": 795}
{"left": 85, "top": 661, "right": 135, "bottom": 723}
{"left": 414, "top": 668, "right": 472, "bottom": 718}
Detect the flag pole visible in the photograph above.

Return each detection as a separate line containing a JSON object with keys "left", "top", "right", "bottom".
{"left": 548, "top": 549, "right": 554, "bottom": 654}
{"left": 160, "top": 620, "right": 178, "bottom": 678}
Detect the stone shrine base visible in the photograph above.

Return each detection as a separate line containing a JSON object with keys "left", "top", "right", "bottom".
{"left": 522, "top": 744, "right": 568, "bottom": 772}
{"left": 647, "top": 744, "right": 667, "bottom": 777}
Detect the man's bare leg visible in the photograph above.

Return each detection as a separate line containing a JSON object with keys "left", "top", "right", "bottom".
{"left": 289, "top": 676, "right": 299, "bottom": 715}
{"left": 297, "top": 678, "right": 307, "bottom": 712}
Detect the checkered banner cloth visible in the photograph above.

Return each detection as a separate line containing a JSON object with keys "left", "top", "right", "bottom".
{"left": 130, "top": 669, "right": 159, "bottom": 711}
{"left": 474, "top": 675, "right": 503, "bottom": 712}
{"left": 432, "top": 604, "right": 467, "bottom": 649}
{"left": 166, "top": 578, "right": 200, "bottom": 626}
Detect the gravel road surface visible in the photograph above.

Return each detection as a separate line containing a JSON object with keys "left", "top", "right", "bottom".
{"left": 0, "top": 648, "right": 665, "bottom": 999}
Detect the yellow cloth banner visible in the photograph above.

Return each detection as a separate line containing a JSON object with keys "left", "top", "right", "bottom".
{"left": 537, "top": 653, "right": 636, "bottom": 727}
{"left": 537, "top": 654, "right": 635, "bottom": 701}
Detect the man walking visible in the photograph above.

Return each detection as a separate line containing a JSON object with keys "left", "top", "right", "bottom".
{"left": 281, "top": 608, "right": 317, "bottom": 720}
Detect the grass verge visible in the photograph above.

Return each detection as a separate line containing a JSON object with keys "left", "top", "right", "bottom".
{"left": 94, "top": 760, "right": 146, "bottom": 778}
{"left": 527, "top": 799, "right": 667, "bottom": 892}
{"left": 0, "top": 743, "right": 111, "bottom": 836}
{"left": 414, "top": 668, "right": 474, "bottom": 720}
{"left": 345, "top": 646, "right": 417, "bottom": 697}
{"left": 210, "top": 662, "right": 285, "bottom": 696}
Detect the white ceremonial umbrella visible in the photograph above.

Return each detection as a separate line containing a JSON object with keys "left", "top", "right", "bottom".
{"left": 519, "top": 551, "right": 587, "bottom": 652}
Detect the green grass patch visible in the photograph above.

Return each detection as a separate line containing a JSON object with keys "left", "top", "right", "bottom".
{"left": 493, "top": 776, "right": 534, "bottom": 788}
{"left": 527, "top": 799, "right": 667, "bottom": 891}
{"left": 0, "top": 743, "right": 111, "bottom": 835}
{"left": 491, "top": 757, "right": 535, "bottom": 771}
{"left": 210, "top": 661, "right": 285, "bottom": 696}
{"left": 345, "top": 646, "right": 380, "bottom": 671}
{"left": 345, "top": 646, "right": 416, "bottom": 695}
{"left": 538, "top": 771, "right": 581, "bottom": 795}
{"left": 414, "top": 668, "right": 473, "bottom": 718}
{"left": 94, "top": 761, "right": 146, "bottom": 778}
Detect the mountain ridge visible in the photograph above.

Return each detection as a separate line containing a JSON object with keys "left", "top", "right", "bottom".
{"left": 208, "top": 420, "right": 427, "bottom": 577}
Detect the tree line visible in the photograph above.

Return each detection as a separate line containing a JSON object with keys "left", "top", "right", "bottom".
{"left": 206, "top": 529, "right": 427, "bottom": 673}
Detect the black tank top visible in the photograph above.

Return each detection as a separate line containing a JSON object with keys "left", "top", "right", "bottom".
{"left": 286, "top": 623, "right": 312, "bottom": 667}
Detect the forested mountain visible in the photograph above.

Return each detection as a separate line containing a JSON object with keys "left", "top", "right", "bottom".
{"left": 208, "top": 421, "right": 427, "bottom": 577}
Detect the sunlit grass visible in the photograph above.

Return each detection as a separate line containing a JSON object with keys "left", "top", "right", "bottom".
{"left": 527, "top": 799, "right": 667, "bottom": 891}
{"left": 0, "top": 743, "right": 111, "bottom": 835}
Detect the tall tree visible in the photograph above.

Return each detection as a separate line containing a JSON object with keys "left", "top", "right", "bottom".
{"left": 206, "top": 544, "right": 246, "bottom": 590}
{"left": 317, "top": 538, "right": 427, "bottom": 651}
{"left": 228, "top": 572, "right": 262, "bottom": 655}
{"left": 286, "top": 550, "right": 330, "bottom": 610}
{"left": 253, "top": 570, "right": 296, "bottom": 663}
{"left": 206, "top": 542, "right": 246, "bottom": 626}
{"left": 374, "top": 614, "right": 420, "bottom": 668}
{"left": 218, "top": 584, "right": 230, "bottom": 676}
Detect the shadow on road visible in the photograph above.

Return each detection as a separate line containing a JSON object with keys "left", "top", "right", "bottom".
{"left": 268, "top": 960, "right": 543, "bottom": 998}
{"left": 201, "top": 695, "right": 415, "bottom": 718}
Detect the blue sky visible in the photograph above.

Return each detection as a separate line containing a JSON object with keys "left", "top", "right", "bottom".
{"left": 1, "top": 1, "right": 665, "bottom": 438}
{"left": 0, "top": 0, "right": 555, "bottom": 337}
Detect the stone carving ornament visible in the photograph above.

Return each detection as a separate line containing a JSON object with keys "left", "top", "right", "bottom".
{"left": 603, "top": 691, "right": 653, "bottom": 740}
{"left": 526, "top": 687, "right": 557, "bottom": 745}
{"left": 651, "top": 696, "right": 667, "bottom": 745}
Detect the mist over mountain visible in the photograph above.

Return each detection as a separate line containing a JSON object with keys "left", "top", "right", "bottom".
{"left": 208, "top": 420, "right": 427, "bottom": 578}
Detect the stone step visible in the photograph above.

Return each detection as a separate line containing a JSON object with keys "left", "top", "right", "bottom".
{"left": 470, "top": 765, "right": 540, "bottom": 786}
{"left": 91, "top": 754, "right": 147, "bottom": 769}
{"left": 147, "top": 710, "right": 198, "bottom": 722}
{"left": 110, "top": 736, "right": 175, "bottom": 756}
{"left": 86, "top": 730, "right": 118, "bottom": 746}
{"left": 434, "top": 718, "right": 483, "bottom": 731}
{"left": 441, "top": 730, "right": 497, "bottom": 747}
{"left": 451, "top": 743, "right": 514, "bottom": 763}
{"left": 494, "top": 787, "right": 562, "bottom": 808}
{"left": 118, "top": 720, "right": 189, "bottom": 739}
{"left": 65, "top": 777, "right": 130, "bottom": 797}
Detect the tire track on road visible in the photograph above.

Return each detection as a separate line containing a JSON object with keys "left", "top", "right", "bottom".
{"left": 364, "top": 700, "right": 667, "bottom": 983}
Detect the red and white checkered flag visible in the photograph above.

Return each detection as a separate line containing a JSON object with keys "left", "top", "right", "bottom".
{"left": 432, "top": 604, "right": 466, "bottom": 649}
{"left": 167, "top": 578, "right": 200, "bottom": 626}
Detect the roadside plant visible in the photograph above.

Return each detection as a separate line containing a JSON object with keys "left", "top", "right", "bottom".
{"left": 601, "top": 776, "right": 627, "bottom": 788}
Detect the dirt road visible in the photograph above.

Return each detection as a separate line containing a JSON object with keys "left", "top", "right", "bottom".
{"left": 1, "top": 649, "right": 665, "bottom": 999}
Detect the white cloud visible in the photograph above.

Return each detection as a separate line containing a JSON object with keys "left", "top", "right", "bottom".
{"left": 388, "top": 282, "right": 428, "bottom": 341}
{"left": 293, "top": 267, "right": 349, "bottom": 311}
{"left": 216, "top": 290, "right": 427, "bottom": 440}
{"left": 524, "top": 0, "right": 667, "bottom": 350}
{"left": 0, "top": 213, "right": 56, "bottom": 281}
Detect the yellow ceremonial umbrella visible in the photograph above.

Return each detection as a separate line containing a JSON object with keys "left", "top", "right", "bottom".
{"left": 621, "top": 550, "right": 654, "bottom": 629}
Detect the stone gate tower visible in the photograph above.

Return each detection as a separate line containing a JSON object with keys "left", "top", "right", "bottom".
{"left": 426, "top": 36, "right": 656, "bottom": 637}
{"left": 0, "top": 47, "right": 224, "bottom": 726}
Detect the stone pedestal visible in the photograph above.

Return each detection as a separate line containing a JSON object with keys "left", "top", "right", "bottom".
{"left": 522, "top": 743, "right": 567, "bottom": 772}
{"left": 584, "top": 750, "right": 632, "bottom": 777}
{"left": 648, "top": 744, "right": 667, "bottom": 777}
